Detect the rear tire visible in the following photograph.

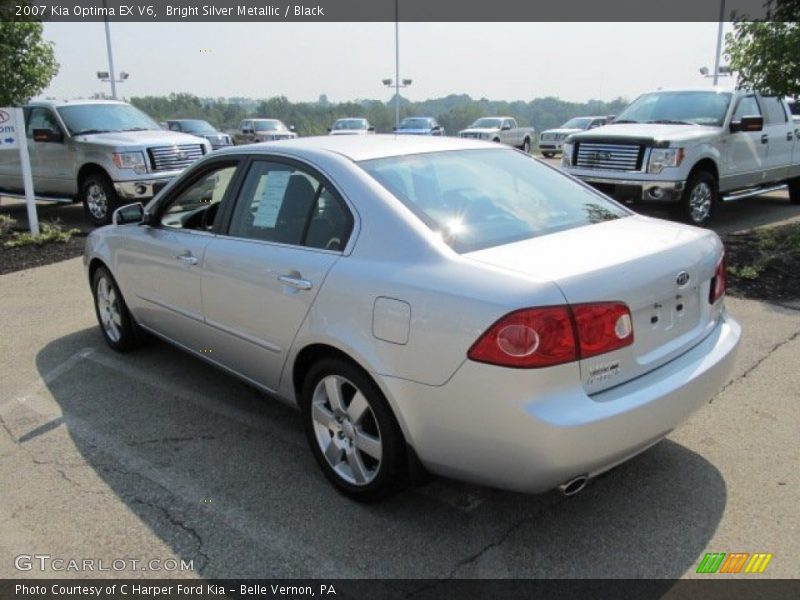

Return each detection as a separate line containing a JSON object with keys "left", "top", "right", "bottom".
{"left": 789, "top": 178, "right": 800, "bottom": 205}
{"left": 81, "top": 172, "right": 119, "bottom": 226}
{"left": 674, "top": 171, "right": 716, "bottom": 227}
{"left": 91, "top": 266, "right": 145, "bottom": 352}
{"left": 520, "top": 138, "right": 531, "bottom": 154}
{"left": 301, "top": 357, "right": 406, "bottom": 501}
{"left": 542, "top": 152, "right": 555, "bottom": 158}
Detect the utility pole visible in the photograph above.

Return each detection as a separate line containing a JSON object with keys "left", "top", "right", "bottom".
{"left": 712, "top": 0, "right": 726, "bottom": 86}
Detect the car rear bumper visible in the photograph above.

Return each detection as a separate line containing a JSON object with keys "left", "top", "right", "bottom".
{"left": 379, "top": 310, "right": 740, "bottom": 494}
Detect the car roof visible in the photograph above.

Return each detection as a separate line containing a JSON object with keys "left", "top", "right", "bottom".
{"left": 214, "top": 134, "right": 496, "bottom": 161}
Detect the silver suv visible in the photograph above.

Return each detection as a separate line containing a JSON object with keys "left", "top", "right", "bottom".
{"left": 0, "top": 100, "right": 210, "bottom": 225}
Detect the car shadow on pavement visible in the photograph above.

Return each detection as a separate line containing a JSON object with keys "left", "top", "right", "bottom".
{"left": 33, "top": 327, "right": 726, "bottom": 582}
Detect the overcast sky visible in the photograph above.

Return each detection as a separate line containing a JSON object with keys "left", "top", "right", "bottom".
{"left": 40, "top": 22, "right": 733, "bottom": 103}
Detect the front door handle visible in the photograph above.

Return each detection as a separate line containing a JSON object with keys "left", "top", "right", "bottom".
{"left": 788, "top": 131, "right": 794, "bottom": 141}
{"left": 761, "top": 134, "right": 769, "bottom": 144}
{"left": 278, "top": 275, "right": 313, "bottom": 290}
{"left": 176, "top": 252, "right": 198, "bottom": 266}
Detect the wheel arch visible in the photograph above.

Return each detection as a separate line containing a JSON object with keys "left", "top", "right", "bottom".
{"left": 77, "top": 163, "right": 111, "bottom": 189}
{"left": 687, "top": 157, "right": 719, "bottom": 188}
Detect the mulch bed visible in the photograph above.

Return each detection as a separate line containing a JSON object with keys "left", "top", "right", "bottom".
{"left": 0, "top": 232, "right": 86, "bottom": 276}
{"left": 722, "top": 222, "right": 800, "bottom": 303}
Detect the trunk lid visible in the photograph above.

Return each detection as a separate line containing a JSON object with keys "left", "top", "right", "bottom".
{"left": 465, "top": 216, "right": 724, "bottom": 394}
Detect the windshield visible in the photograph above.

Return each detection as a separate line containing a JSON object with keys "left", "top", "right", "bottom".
{"left": 254, "top": 120, "right": 287, "bottom": 131}
{"left": 57, "top": 103, "right": 161, "bottom": 134}
{"left": 470, "top": 118, "right": 503, "bottom": 129}
{"left": 175, "top": 119, "right": 215, "bottom": 134}
{"left": 334, "top": 119, "right": 368, "bottom": 130}
{"left": 561, "top": 117, "right": 593, "bottom": 129}
{"left": 615, "top": 91, "right": 732, "bottom": 126}
{"left": 359, "top": 149, "right": 629, "bottom": 253}
{"left": 400, "top": 118, "right": 431, "bottom": 129}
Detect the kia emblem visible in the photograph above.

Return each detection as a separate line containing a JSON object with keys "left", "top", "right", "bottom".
{"left": 676, "top": 271, "right": 690, "bottom": 287}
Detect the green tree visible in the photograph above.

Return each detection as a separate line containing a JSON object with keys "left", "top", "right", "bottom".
{"left": 0, "top": 22, "right": 59, "bottom": 106}
{"left": 725, "top": 1, "right": 800, "bottom": 97}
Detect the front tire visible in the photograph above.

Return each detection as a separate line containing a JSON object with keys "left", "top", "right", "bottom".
{"left": 675, "top": 171, "right": 716, "bottom": 227}
{"left": 789, "top": 177, "right": 800, "bottom": 205}
{"left": 301, "top": 358, "right": 405, "bottom": 501}
{"left": 81, "top": 172, "right": 119, "bottom": 226}
{"left": 520, "top": 138, "right": 531, "bottom": 154}
{"left": 542, "top": 151, "right": 555, "bottom": 158}
{"left": 92, "top": 266, "right": 144, "bottom": 352}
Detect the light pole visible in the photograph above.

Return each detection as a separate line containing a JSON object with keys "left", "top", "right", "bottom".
{"left": 97, "top": 71, "right": 129, "bottom": 98}
{"left": 712, "top": 0, "right": 726, "bottom": 86}
{"left": 383, "top": 78, "right": 412, "bottom": 129}
{"left": 102, "top": 0, "right": 119, "bottom": 98}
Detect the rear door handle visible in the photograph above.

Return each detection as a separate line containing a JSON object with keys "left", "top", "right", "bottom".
{"left": 761, "top": 134, "right": 769, "bottom": 144}
{"left": 278, "top": 275, "right": 313, "bottom": 290}
{"left": 176, "top": 252, "right": 198, "bottom": 266}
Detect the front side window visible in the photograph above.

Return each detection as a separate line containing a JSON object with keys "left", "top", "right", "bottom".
{"left": 733, "top": 95, "right": 761, "bottom": 121}
{"left": 228, "top": 161, "right": 352, "bottom": 250}
{"left": 159, "top": 163, "right": 237, "bottom": 231}
{"left": 360, "top": 148, "right": 629, "bottom": 253}
{"left": 27, "top": 108, "right": 61, "bottom": 137}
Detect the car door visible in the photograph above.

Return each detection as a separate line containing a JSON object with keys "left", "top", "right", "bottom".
{"left": 758, "top": 94, "right": 793, "bottom": 183}
{"left": 25, "top": 106, "right": 74, "bottom": 195}
{"left": 201, "top": 157, "right": 355, "bottom": 392}
{"left": 723, "top": 94, "right": 767, "bottom": 191}
{"left": 119, "top": 158, "right": 243, "bottom": 351}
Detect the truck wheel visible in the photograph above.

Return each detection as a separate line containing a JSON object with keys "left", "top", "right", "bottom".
{"left": 542, "top": 152, "right": 555, "bottom": 158}
{"left": 675, "top": 171, "right": 716, "bottom": 227}
{"left": 81, "top": 172, "right": 119, "bottom": 226}
{"left": 520, "top": 138, "right": 531, "bottom": 154}
{"left": 492, "top": 137, "right": 501, "bottom": 143}
{"left": 789, "top": 178, "right": 800, "bottom": 205}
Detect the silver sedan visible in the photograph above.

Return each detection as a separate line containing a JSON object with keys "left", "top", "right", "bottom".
{"left": 84, "top": 135, "right": 741, "bottom": 500}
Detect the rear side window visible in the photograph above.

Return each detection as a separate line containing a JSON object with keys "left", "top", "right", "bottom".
{"left": 228, "top": 161, "right": 352, "bottom": 251}
{"left": 759, "top": 96, "right": 788, "bottom": 124}
{"left": 359, "top": 148, "right": 629, "bottom": 253}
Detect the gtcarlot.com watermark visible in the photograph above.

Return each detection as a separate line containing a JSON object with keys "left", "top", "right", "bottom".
{"left": 15, "top": 554, "right": 194, "bottom": 573}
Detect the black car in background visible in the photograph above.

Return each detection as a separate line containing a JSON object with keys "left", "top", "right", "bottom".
{"left": 165, "top": 119, "right": 233, "bottom": 150}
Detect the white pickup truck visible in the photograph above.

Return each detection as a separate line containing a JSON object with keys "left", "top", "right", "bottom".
{"left": 459, "top": 117, "right": 535, "bottom": 153}
{"left": 0, "top": 100, "right": 210, "bottom": 225}
{"left": 561, "top": 88, "right": 800, "bottom": 226}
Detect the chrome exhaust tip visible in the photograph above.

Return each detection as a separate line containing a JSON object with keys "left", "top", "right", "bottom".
{"left": 558, "top": 475, "right": 589, "bottom": 496}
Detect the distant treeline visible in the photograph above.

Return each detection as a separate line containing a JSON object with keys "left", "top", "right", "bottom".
{"left": 128, "top": 92, "right": 631, "bottom": 135}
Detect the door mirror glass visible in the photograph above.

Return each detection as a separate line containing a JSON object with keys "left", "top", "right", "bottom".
{"left": 731, "top": 115, "right": 764, "bottom": 133}
{"left": 112, "top": 202, "right": 144, "bottom": 225}
{"left": 32, "top": 128, "right": 63, "bottom": 143}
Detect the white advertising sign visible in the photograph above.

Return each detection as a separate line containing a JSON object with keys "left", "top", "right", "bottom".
{"left": 0, "top": 106, "right": 39, "bottom": 234}
{"left": 0, "top": 107, "right": 20, "bottom": 149}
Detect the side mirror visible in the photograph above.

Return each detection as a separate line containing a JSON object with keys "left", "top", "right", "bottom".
{"left": 327, "top": 127, "right": 332, "bottom": 132}
{"left": 112, "top": 202, "right": 145, "bottom": 226}
{"left": 32, "top": 128, "right": 63, "bottom": 143}
{"left": 730, "top": 115, "right": 763, "bottom": 133}
{"left": 242, "top": 128, "right": 253, "bottom": 134}
{"left": 432, "top": 125, "right": 441, "bottom": 131}
{"left": 368, "top": 126, "right": 375, "bottom": 132}
{"left": 289, "top": 125, "right": 296, "bottom": 132}
{"left": 501, "top": 124, "right": 512, "bottom": 131}
{"left": 392, "top": 126, "right": 398, "bottom": 131}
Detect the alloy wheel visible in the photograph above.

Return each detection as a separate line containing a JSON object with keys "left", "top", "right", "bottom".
{"left": 96, "top": 275, "right": 122, "bottom": 343}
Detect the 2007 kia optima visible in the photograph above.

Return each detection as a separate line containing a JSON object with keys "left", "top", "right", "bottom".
{"left": 85, "top": 135, "right": 741, "bottom": 500}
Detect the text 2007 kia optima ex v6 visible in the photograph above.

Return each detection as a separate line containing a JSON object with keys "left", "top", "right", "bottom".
{"left": 84, "top": 135, "right": 740, "bottom": 500}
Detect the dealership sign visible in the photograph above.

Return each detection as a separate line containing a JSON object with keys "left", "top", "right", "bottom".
{"left": 0, "top": 108, "right": 20, "bottom": 149}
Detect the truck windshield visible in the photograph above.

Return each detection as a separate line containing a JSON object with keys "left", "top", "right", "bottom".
{"left": 400, "top": 118, "right": 431, "bottom": 129}
{"left": 562, "top": 117, "right": 592, "bottom": 129}
{"left": 255, "top": 121, "right": 287, "bottom": 131}
{"left": 176, "top": 120, "right": 216, "bottom": 134}
{"left": 334, "top": 119, "right": 368, "bottom": 130}
{"left": 614, "top": 91, "right": 732, "bottom": 126}
{"left": 471, "top": 118, "right": 503, "bottom": 129}
{"left": 57, "top": 103, "right": 161, "bottom": 135}
{"left": 359, "top": 148, "right": 629, "bottom": 253}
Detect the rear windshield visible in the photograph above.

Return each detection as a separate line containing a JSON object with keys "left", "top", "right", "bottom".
{"left": 400, "top": 118, "right": 431, "bottom": 129}
{"left": 359, "top": 149, "right": 629, "bottom": 253}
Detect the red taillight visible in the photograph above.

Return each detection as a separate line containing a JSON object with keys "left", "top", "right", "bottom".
{"left": 573, "top": 302, "right": 634, "bottom": 359}
{"left": 468, "top": 306, "right": 577, "bottom": 368}
{"left": 468, "top": 302, "right": 634, "bottom": 369}
{"left": 709, "top": 254, "right": 726, "bottom": 304}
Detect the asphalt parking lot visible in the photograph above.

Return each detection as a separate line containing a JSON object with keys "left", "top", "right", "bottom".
{"left": 0, "top": 171, "right": 799, "bottom": 583}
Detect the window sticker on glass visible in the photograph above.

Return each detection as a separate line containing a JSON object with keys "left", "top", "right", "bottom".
{"left": 253, "top": 170, "right": 291, "bottom": 227}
